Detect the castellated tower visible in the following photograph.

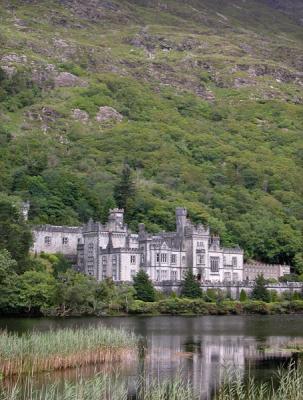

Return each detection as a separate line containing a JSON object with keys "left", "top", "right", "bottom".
{"left": 176, "top": 207, "right": 187, "bottom": 235}
{"left": 107, "top": 208, "right": 125, "bottom": 231}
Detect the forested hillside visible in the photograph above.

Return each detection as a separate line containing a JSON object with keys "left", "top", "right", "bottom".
{"left": 0, "top": 0, "right": 302, "bottom": 268}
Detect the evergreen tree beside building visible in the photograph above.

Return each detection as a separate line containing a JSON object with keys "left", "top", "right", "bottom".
{"left": 113, "top": 163, "right": 136, "bottom": 213}
{"left": 181, "top": 270, "right": 202, "bottom": 299}
{"left": 251, "top": 274, "right": 270, "bottom": 302}
{"left": 133, "top": 270, "right": 156, "bottom": 302}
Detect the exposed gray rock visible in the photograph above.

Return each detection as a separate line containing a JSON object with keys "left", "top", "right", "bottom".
{"left": 1, "top": 53, "right": 27, "bottom": 64}
{"left": 72, "top": 108, "right": 89, "bottom": 122}
{"left": 26, "top": 106, "right": 62, "bottom": 123}
{"left": 0, "top": 65, "right": 16, "bottom": 78}
{"left": 96, "top": 106, "right": 123, "bottom": 123}
{"left": 54, "top": 72, "right": 87, "bottom": 87}
{"left": 234, "top": 77, "right": 256, "bottom": 88}
{"left": 31, "top": 63, "right": 57, "bottom": 88}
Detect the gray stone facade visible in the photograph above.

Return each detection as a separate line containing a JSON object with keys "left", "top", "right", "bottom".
{"left": 32, "top": 207, "right": 244, "bottom": 282}
{"left": 243, "top": 262, "right": 291, "bottom": 281}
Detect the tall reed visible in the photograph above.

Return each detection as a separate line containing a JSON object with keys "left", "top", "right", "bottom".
{"left": 216, "top": 361, "right": 303, "bottom": 400}
{"left": 0, "top": 373, "right": 198, "bottom": 400}
{"left": 0, "top": 326, "right": 138, "bottom": 377}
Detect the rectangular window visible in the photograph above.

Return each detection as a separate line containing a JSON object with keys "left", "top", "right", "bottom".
{"left": 182, "top": 256, "right": 186, "bottom": 265}
{"left": 161, "top": 253, "right": 167, "bottom": 263}
{"left": 112, "top": 255, "right": 117, "bottom": 265}
{"left": 141, "top": 254, "right": 144, "bottom": 263}
{"left": 171, "top": 270, "right": 177, "bottom": 281}
{"left": 130, "top": 255, "right": 136, "bottom": 264}
{"left": 156, "top": 270, "right": 160, "bottom": 281}
{"left": 156, "top": 253, "right": 160, "bottom": 263}
{"left": 131, "top": 269, "right": 136, "bottom": 278}
{"left": 112, "top": 267, "right": 117, "bottom": 281}
{"left": 197, "top": 254, "right": 205, "bottom": 265}
{"left": 224, "top": 272, "right": 231, "bottom": 281}
{"left": 210, "top": 257, "right": 220, "bottom": 273}
{"left": 171, "top": 254, "right": 176, "bottom": 264}
{"left": 232, "top": 257, "right": 237, "bottom": 267}
{"left": 44, "top": 236, "right": 51, "bottom": 245}
{"left": 233, "top": 273, "right": 239, "bottom": 281}
{"left": 161, "top": 270, "right": 168, "bottom": 280}
{"left": 102, "top": 256, "right": 107, "bottom": 265}
{"left": 62, "top": 237, "right": 68, "bottom": 245}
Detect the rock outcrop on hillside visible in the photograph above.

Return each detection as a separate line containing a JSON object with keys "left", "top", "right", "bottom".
{"left": 96, "top": 107, "right": 123, "bottom": 123}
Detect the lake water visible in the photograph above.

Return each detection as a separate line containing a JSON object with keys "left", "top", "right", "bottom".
{"left": 0, "top": 315, "right": 303, "bottom": 399}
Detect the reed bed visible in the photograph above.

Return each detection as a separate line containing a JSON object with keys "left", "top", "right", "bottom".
{"left": 1, "top": 363, "right": 303, "bottom": 400}
{"left": 0, "top": 373, "right": 198, "bottom": 400}
{"left": 216, "top": 361, "right": 303, "bottom": 400}
{"left": 0, "top": 326, "right": 138, "bottom": 377}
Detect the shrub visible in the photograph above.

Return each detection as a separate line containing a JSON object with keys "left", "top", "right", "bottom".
{"left": 288, "top": 300, "right": 303, "bottom": 312}
{"left": 239, "top": 289, "right": 247, "bottom": 302}
{"left": 204, "top": 288, "right": 219, "bottom": 302}
{"left": 243, "top": 301, "right": 270, "bottom": 315}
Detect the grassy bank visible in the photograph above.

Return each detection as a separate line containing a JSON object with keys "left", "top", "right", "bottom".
{"left": 127, "top": 299, "right": 303, "bottom": 316}
{"left": 0, "top": 326, "right": 138, "bottom": 377}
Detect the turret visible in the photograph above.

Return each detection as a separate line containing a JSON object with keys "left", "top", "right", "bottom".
{"left": 21, "top": 201, "right": 30, "bottom": 221}
{"left": 108, "top": 208, "right": 124, "bottom": 230}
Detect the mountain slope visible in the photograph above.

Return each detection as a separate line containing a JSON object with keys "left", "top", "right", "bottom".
{"left": 0, "top": 0, "right": 302, "bottom": 267}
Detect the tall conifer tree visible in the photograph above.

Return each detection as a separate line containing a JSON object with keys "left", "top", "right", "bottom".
{"left": 113, "top": 163, "right": 136, "bottom": 212}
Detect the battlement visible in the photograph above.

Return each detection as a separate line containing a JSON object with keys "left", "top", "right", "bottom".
{"left": 33, "top": 225, "right": 82, "bottom": 234}
{"left": 109, "top": 208, "right": 124, "bottom": 214}
{"left": 223, "top": 247, "right": 244, "bottom": 254}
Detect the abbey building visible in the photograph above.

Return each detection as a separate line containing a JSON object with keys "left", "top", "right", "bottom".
{"left": 32, "top": 208, "right": 244, "bottom": 283}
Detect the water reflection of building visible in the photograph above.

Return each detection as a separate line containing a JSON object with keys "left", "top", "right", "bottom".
{"left": 143, "top": 332, "right": 297, "bottom": 400}
{"left": 144, "top": 334, "right": 245, "bottom": 399}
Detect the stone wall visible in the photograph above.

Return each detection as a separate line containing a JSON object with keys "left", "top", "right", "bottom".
{"left": 154, "top": 281, "right": 303, "bottom": 299}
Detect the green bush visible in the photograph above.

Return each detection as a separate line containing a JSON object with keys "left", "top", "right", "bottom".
{"left": 239, "top": 289, "right": 247, "bottom": 302}
{"left": 288, "top": 300, "right": 303, "bottom": 312}
{"left": 128, "top": 300, "right": 157, "bottom": 314}
{"left": 243, "top": 301, "right": 270, "bottom": 315}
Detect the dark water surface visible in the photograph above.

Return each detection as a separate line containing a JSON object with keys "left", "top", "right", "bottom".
{"left": 0, "top": 315, "right": 302, "bottom": 399}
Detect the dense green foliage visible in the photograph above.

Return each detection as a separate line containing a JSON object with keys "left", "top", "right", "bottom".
{"left": 0, "top": 195, "right": 32, "bottom": 272}
{"left": 133, "top": 270, "right": 156, "bottom": 302}
{"left": 181, "top": 270, "right": 202, "bottom": 298}
{"left": 0, "top": 0, "right": 302, "bottom": 267}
